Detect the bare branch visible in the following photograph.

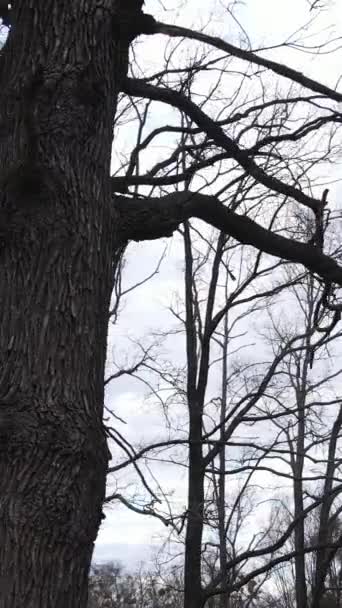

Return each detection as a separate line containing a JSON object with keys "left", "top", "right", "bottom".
{"left": 148, "top": 20, "right": 342, "bottom": 103}
{"left": 123, "top": 78, "right": 323, "bottom": 212}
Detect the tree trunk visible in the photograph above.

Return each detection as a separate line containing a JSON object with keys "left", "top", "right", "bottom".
{"left": 0, "top": 2, "right": 128, "bottom": 605}
{"left": 183, "top": 222, "right": 205, "bottom": 608}
{"left": 184, "top": 402, "right": 205, "bottom": 608}
{"left": 218, "top": 311, "right": 228, "bottom": 608}
{"left": 293, "top": 472, "right": 307, "bottom": 608}
{"left": 293, "top": 393, "right": 308, "bottom": 608}
{"left": 312, "top": 403, "right": 342, "bottom": 608}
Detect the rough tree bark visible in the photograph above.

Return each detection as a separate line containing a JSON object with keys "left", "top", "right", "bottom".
{"left": 1, "top": 2, "right": 342, "bottom": 607}
{"left": 0, "top": 1, "right": 131, "bottom": 605}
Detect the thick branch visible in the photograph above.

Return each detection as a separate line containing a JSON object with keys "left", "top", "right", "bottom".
{"left": 123, "top": 78, "right": 322, "bottom": 212}
{"left": 116, "top": 192, "right": 342, "bottom": 285}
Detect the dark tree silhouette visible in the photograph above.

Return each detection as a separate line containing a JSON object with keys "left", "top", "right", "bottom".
{"left": 0, "top": 1, "right": 342, "bottom": 606}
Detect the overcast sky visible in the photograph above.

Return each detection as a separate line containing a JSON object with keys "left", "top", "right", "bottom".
{"left": 93, "top": 0, "right": 342, "bottom": 569}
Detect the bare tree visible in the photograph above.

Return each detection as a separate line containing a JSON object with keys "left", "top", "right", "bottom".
{"left": 1, "top": 1, "right": 342, "bottom": 605}
{"left": 247, "top": 262, "right": 342, "bottom": 608}
{"left": 88, "top": 561, "right": 184, "bottom": 608}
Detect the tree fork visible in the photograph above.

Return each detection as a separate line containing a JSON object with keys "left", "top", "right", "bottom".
{"left": 116, "top": 192, "right": 342, "bottom": 286}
